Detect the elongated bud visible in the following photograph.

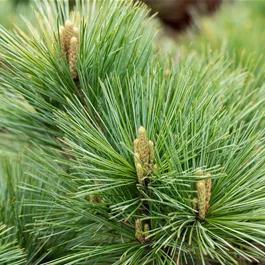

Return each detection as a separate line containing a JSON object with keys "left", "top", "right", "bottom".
{"left": 138, "top": 126, "right": 149, "bottom": 165}
{"left": 144, "top": 223, "right": 150, "bottom": 232}
{"left": 135, "top": 219, "right": 142, "bottom": 230}
{"left": 143, "top": 223, "right": 150, "bottom": 242}
{"left": 195, "top": 169, "right": 203, "bottom": 176}
{"left": 59, "top": 26, "right": 66, "bottom": 54}
{"left": 136, "top": 163, "right": 144, "bottom": 185}
{"left": 205, "top": 173, "right": 212, "bottom": 211}
{"left": 192, "top": 197, "right": 198, "bottom": 211}
{"left": 153, "top": 164, "right": 158, "bottom": 173}
{"left": 196, "top": 180, "right": 206, "bottom": 220}
{"left": 148, "top": 140, "right": 154, "bottom": 166}
{"left": 68, "top": 37, "right": 78, "bottom": 79}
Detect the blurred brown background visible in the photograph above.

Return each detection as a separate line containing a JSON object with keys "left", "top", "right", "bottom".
{"left": 142, "top": 0, "right": 222, "bottom": 30}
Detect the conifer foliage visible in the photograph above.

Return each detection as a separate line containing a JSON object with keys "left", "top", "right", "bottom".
{"left": 1, "top": 1, "right": 265, "bottom": 265}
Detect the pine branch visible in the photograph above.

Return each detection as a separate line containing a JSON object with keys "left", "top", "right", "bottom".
{"left": 1, "top": 1, "right": 265, "bottom": 264}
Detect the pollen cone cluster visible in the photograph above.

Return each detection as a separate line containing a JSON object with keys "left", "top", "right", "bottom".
{"left": 194, "top": 170, "right": 212, "bottom": 220}
{"left": 59, "top": 20, "right": 79, "bottom": 79}
{"left": 134, "top": 126, "right": 157, "bottom": 185}
{"left": 135, "top": 219, "right": 150, "bottom": 244}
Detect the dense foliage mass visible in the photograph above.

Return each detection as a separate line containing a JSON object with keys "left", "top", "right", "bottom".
{"left": 1, "top": 1, "right": 265, "bottom": 264}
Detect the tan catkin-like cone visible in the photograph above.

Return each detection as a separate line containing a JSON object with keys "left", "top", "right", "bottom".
{"left": 59, "top": 26, "right": 66, "bottom": 54}
{"left": 138, "top": 126, "right": 149, "bottom": 166}
{"left": 196, "top": 180, "right": 206, "bottom": 220}
{"left": 64, "top": 20, "right": 75, "bottom": 52}
{"left": 68, "top": 36, "right": 78, "bottom": 79}
{"left": 134, "top": 127, "right": 157, "bottom": 185}
{"left": 58, "top": 20, "right": 79, "bottom": 80}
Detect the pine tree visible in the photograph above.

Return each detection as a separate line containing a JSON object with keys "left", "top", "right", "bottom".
{"left": 1, "top": 1, "right": 265, "bottom": 264}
